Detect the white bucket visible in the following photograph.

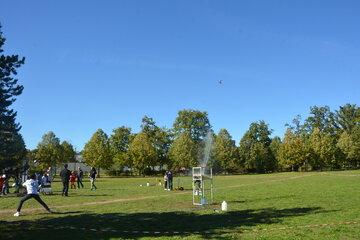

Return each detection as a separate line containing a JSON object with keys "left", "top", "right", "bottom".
{"left": 221, "top": 201, "right": 228, "bottom": 211}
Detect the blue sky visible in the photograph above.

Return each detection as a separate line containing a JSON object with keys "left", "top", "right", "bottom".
{"left": 1, "top": 0, "right": 359, "bottom": 150}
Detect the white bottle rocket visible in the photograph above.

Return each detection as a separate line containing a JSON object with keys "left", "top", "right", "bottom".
{"left": 221, "top": 201, "right": 228, "bottom": 211}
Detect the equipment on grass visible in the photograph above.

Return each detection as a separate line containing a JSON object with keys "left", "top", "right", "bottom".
{"left": 174, "top": 178, "right": 184, "bottom": 191}
{"left": 40, "top": 183, "right": 53, "bottom": 195}
{"left": 192, "top": 166, "right": 213, "bottom": 205}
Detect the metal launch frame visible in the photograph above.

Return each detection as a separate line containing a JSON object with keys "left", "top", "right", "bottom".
{"left": 192, "top": 166, "right": 213, "bottom": 205}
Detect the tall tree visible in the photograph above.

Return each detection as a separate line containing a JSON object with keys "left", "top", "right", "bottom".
{"left": 35, "top": 131, "right": 62, "bottom": 169}
{"left": 337, "top": 125, "right": 360, "bottom": 168}
{"left": 238, "top": 121, "right": 275, "bottom": 173}
{"left": 285, "top": 115, "right": 306, "bottom": 136}
{"left": 128, "top": 132, "right": 157, "bottom": 175}
{"left": 109, "top": 126, "right": 132, "bottom": 171}
{"left": 269, "top": 136, "right": 282, "bottom": 167}
{"left": 335, "top": 104, "right": 360, "bottom": 134}
{"left": 309, "top": 128, "right": 340, "bottom": 169}
{"left": 141, "top": 116, "right": 157, "bottom": 138}
{"left": 168, "top": 132, "right": 198, "bottom": 170}
{"left": 213, "top": 129, "right": 239, "bottom": 173}
{"left": 0, "top": 133, "right": 26, "bottom": 169}
{"left": 83, "top": 129, "right": 112, "bottom": 172}
{"left": 140, "top": 116, "right": 172, "bottom": 168}
{"left": 278, "top": 129, "right": 314, "bottom": 171}
{"left": 0, "top": 24, "right": 26, "bottom": 168}
{"left": 153, "top": 127, "right": 172, "bottom": 167}
{"left": 60, "top": 141, "right": 76, "bottom": 163}
{"left": 304, "top": 106, "right": 336, "bottom": 134}
{"left": 173, "top": 109, "right": 211, "bottom": 142}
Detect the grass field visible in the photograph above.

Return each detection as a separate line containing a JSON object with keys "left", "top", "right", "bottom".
{"left": 1, "top": 170, "right": 360, "bottom": 239}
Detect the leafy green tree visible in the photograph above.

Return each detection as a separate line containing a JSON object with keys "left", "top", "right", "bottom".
{"left": 309, "top": 128, "right": 340, "bottom": 169}
{"left": 35, "top": 131, "right": 63, "bottom": 169}
{"left": 335, "top": 104, "right": 360, "bottom": 134}
{"left": 285, "top": 115, "right": 306, "bottom": 135}
{"left": 173, "top": 109, "right": 211, "bottom": 142}
{"left": 60, "top": 140, "right": 76, "bottom": 163}
{"left": 153, "top": 127, "right": 172, "bottom": 167}
{"left": 140, "top": 116, "right": 172, "bottom": 168}
{"left": 168, "top": 132, "right": 198, "bottom": 170}
{"left": 213, "top": 129, "right": 239, "bottom": 173}
{"left": 141, "top": 116, "right": 157, "bottom": 138}
{"left": 0, "top": 133, "right": 26, "bottom": 169}
{"left": 269, "top": 136, "right": 282, "bottom": 168}
{"left": 128, "top": 132, "right": 157, "bottom": 175}
{"left": 109, "top": 126, "right": 132, "bottom": 171}
{"left": 248, "top": 142, "right": 274, "bottom": 173}
{"left": 238, "top": 121, "right": 276, "bottom": 173}
{"left": 0, "top": 24, "right": 26, "bottom": 169}
{"left": 304, "top": 106, "right": 336, "bottom": 134}
{"left": 278, "top": 129, "right": 314, "bottom": 171}
{"left": 83, "top": 129, "right": 112, "bottom": 172}
{"left": 337, "top": 125, "right": 360, "bottom": 167}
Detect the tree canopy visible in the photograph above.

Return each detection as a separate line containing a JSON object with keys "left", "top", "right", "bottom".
{"left": 83, "top": 129, "right": 112, "bottom": 169}
{"left": 173, "top": 109, "right": 211, "bottom": 142}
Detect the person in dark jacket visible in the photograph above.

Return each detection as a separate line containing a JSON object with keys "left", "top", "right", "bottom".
{"left": 167, "top": 170, "right": 173, "bottom": 191}
{"left": 59, "top": 164, "right": 71, "bottom": 196}
{"left": 77, "top": 167, "right": 84, "bottom": 188}
{"left": 89, "top": 167, "right": 97, "bottom": 191}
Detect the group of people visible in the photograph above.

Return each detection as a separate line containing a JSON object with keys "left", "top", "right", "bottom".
{"left": 13, "top": 164, "right": 98, "bottom": 216}
{"left": 14, "top": 173, "right": 53, "bottom": 217}
{"left": 163, "top": 170, "right": 173, "bottom": 191}
{"left": 59, "top": 164, "right": 97, "bottom": 196}
{"left": 12, "top": 165, "right": 176, "bottom": 217}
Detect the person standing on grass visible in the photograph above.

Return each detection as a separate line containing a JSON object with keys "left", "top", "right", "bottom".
{"left": 1, "top": 174, "right": 8, "bottom": 195}
{"left": 163, "top": 172, "right": 168, "bottom": 190}
{"left": 89, "top": 167, "right": 97, "bottom": 190}
{"left": 77, "top": 167, "right": 84, "bottom": 188}
{"left": 167, "top": 170, "right": 173, "bottom": 191}
{"left": 46, "top": 167, "right": 53, "bottom": 182}
{"left": 60, "top": 164, "right": 71, "bottom": 196}
{"left": 13, "top": 174, "right": 53, "bottom": 216}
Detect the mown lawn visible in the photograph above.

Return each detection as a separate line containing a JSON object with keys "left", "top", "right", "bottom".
{"left": 0, "top": 170, "right": 360, "bottom": 239}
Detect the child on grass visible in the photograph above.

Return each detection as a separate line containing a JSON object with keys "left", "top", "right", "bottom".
{"left": 70, "top": 171, "right": 77, "bottom": 189}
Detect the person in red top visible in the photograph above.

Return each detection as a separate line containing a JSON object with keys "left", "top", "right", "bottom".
{"left": 70, "top": 171, "right": 77, "bottom": 189}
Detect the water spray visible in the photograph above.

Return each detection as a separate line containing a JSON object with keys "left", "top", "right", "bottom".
{"left": 192, "top": 131, "right": 214, "bottom": 205}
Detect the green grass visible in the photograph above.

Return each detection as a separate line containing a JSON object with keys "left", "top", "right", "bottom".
{"left": 1, "top": 170, "right": 360, "bottom": 239}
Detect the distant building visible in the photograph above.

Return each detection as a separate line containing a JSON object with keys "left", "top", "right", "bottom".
{"left": 56, "top": 154, "right": 91, "bottom": 174}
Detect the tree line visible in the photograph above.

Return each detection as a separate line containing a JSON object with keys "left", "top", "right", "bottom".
{"left": 28, "top": 105, "right": 360, "bottom": 175}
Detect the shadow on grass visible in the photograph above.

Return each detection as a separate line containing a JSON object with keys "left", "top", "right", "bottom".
{"left": 0, "top": 207, "right": 326, "bottom": 239}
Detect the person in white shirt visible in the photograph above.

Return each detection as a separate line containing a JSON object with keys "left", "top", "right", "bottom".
{"left": 14, "top": 174, "right": 52, "bottom": 217}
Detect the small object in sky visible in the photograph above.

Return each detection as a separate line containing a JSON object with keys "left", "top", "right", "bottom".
{"left": 218, "top": 80, "right": 223, "bottom": 84}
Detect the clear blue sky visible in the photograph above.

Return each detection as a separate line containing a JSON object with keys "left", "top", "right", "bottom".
{"left": 1, "top": 0, "right": 359, "bottom": 151}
